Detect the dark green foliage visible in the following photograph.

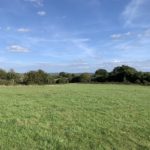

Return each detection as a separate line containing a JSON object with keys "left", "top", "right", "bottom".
{"left": 95, "top": 69, "right": 108, "bottom": 76}
{"left": 56, "top": 77, "right": 69, "bottom": 84}
{"left": 68, "top": 73, "right": 92, "bottom": 83}
{"left": 111, "top": 65, "right": 137, "bottom": 82}
{"left": 70, "top": 76, "right": 81, "bottom": 83}
{"left": 0, "top": 79, "right": 11, "bottom": 85}
{"left": 94, "top": 69, "right": 108, "bottom": 82}
{"left": 142, "top": 72, "right": 150, "bottom": 82}
{"left": 47, "top": 75, "right": 56, "bottom": 84}
{"left": 79, "top": 73, "right": 91, "bottom": 83}
{"left": 0, "top": 69, "right": 7, "bottom": 80}
{"left": 59, "top": 72, "right": 67, "bottom": 77}
{"left": 7, "top": 69, "right": 19, "bottom": 85}
{"left": 24, "top": 70, "right": 48, "bottom": 85}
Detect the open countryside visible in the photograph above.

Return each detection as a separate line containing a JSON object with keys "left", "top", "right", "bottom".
{"left": 0, "top": 0, "right": 150, "bottom": 149}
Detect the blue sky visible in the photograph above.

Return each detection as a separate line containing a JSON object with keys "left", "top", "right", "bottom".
{"left": 0, "top": 0, "right": 150, "bottom": 72}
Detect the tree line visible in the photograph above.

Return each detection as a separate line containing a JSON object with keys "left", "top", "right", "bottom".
{"left": 0, "top": 65, "right": 150, "bottom": 85}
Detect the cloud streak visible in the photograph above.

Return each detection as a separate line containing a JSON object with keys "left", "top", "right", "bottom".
{"left": 7, "top": 45, "right": 30, "bottom": 53}
{"left": 17, "top": 28, "right": 31, "bottom": 32}
{"left": 25, "top": 0, "right": 44, "bottom": 7}
{"left": 122, "top": 0, "right": 150, "bottom": 27}
{"left": 37, "top": 11, "right": 46, "bottom": 16}
{"left": 111, "top": 32, "right": 131, "bottom": 40}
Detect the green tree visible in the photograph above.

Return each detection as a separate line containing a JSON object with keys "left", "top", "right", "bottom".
{"left": 79, "top": 73, "right": 91, "bottom": 83}
{"left": 111, "top": 65, "right": 137, "bottom": 82}
{"left": 24, "top": 70, "right": 48, "bottom": 85}
{"left": 6, "top": 69, "right": 19, "bottom": 84}
{"left": 94, "top": 69, "right": 108, "bottom": 82}
{"left": 0, "top": 69, "right": 7, "bottom": 79}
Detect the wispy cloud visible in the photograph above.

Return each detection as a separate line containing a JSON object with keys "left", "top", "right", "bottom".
{"left": 139, "top": 29, "right": 150, "bottom": 38}
{"left": 72, "top": 40, "right": 96, "bottom": 58}
{"left": 107, "top": 29, "right": 150, "bottom": 64}
{"left": 37, "top": 11, "right": 46, "bottom": 16}
{"left": 7, "top": 45, "right": 30, "bottom": 53}
{"left": 24, "top": 0, "right": 44, "bottom": 7}
{"left": 28, "top": 36, "right": 94, "bottom": 58}
{"left": 17, "top": 28, "right": 31, "bottom": 33}
{"left": 122, "top": 0, "right": 150, "bottom": 27}
{"left": 27, "top": 37, "right": 90, "bottom": 43}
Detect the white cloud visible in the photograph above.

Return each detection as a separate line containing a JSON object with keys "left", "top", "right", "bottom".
{"left": 112, "top": 59, "right": 121, "bottom": 63}
{"left": 7, "top": 45, "right": 29, "bottom": 53}
{"left": 73, "top": 38, "right": 90, "bottom": 42}
{"left": 37, "top": 11, "right": 46, "bottom": 16}
{"left": 17, "top": 28, "right": 31, "bottom": 32}
{"left": 124, "top": 32, "right": 131, "bottom": 36}
{"left": 111, "top": 34, "right": 122, "bottom": 39}
{"left": 111, "top": 32, "right": 131, "bottom": 39}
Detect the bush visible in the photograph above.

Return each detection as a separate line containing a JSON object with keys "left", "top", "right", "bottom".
{"left": 0, "top": 79, "right": 12, "bottom": 85}
{"left": 56, "top": 78, "right": 69, "bottom": 84}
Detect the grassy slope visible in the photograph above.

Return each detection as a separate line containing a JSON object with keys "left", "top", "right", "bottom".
{"left": 0, "top": 84, "right": 149, "bottom": 150}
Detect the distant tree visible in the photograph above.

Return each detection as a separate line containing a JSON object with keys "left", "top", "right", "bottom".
{"left": 141, "top": 72, "right": 150, "bottom": 85}
{"left": 128, "top": 71, "right": 142, "bottom": 83}
{"left": 16, "top": 74, "right": 25, "bottom": 84}
{"left": 7, "top": 69, "right": 17, "bottom": 79}
{"left": 47, "top": 74, "right": 56, "bottom": 84}
{"left": 70, "top": 75, "right": 81, "bottom": 83}
{"left": 24, "top": 70, "right": 48, "bottom": 85}
{"left": 79, "top": 73, "right": 91, "bottom": 83}
{"left": 58, "top": 72, "right": 75, "bottom": 82}
{"left": 0, "top": 65, "right": 149, "bottom": 85}
{"left": 56, "top": 77, "right": 69, "bottom": 84}
{"left": 94, "top": 69, "right": 108, "bottom": 82}
{"left": 59, "top": 72, "right": 67, "bottom": 77}
{"left": 95, "top": 69, "right": 107, "bottom": 76}
{"left": 111, "top": 65, "right": 137, "bottom": 82}
{"left": 0, "top": 69, "right": 7, "bottom": 80}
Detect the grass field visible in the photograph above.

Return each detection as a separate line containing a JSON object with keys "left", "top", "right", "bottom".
{"left": 0, "top": 84, "right": 150, "bottom": 150}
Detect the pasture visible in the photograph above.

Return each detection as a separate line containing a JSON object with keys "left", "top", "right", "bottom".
{"left": 0, "top": 84, "right": 149, "bottom": 150}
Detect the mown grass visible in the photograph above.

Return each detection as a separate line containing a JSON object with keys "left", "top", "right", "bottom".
{"left": 0, "top": 84, "right": 150, "bottom": 150}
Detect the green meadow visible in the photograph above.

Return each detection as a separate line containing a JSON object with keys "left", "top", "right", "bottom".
{"left": 0, "top": 84, "right": 149, "bottom": 150}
